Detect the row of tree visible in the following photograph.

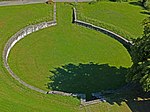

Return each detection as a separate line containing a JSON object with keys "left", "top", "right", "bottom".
{"left": 141, "top": 0, "right": 150, "bottom": 10}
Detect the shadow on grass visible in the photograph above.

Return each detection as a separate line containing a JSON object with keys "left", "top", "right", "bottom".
{"left": 105, "top": 82, "right": 150, "bottom": 105}
{"left": 127, "top": 99, "right": 150, "bottom": 112}
{"left": 47, "top": 62, "right": 150, "bottom": 109}
{"left": 129, "top": 1, "right": 143, "bottom": 7}
{"left": 47, "top": 62, "right": 128, "bottom": 100}
{"left": 140, "top": 11, "right": 150, "bottom": 15}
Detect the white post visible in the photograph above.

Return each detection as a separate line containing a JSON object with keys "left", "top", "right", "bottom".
{"left": 53, "top": 2, "right": 56, "bottom": 22}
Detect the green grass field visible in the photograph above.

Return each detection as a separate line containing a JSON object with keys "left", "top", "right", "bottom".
{"left": 0, "top": 3, "right": 81, "bottom": 112}
{"left": 77, "top": 1, "right": 149, "bottom": 38}
{"left": 0, "top": 2, "right": 149, "bottom": 112}
{"left": 8, "top": 3, "right": 131, "bottom": 94}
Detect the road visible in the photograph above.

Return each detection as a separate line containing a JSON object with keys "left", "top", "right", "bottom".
{"left": 0, "top": 0, "right": 92, "bottom": 6}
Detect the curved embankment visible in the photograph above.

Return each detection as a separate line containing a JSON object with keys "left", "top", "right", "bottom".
{"left": 3, "top": 3, "right": 57, "bottom": 94}
{"left": 3, "top": 3, "right": 132, "bottom": 96}
{"left": 72, "top": 8, "right": 133, "bottom": 48}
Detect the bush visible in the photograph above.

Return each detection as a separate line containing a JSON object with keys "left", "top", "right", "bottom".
{"left": 144, "top": 1, "right": 150, "bottom": 10}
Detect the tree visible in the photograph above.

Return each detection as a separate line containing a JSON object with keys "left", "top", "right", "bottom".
{"left": 126, "top": 17, "right": 150, "bottom": 92}
{"left": 141, "top": 0, "right": 147, "bottom": 5}
{"left": 141, "top": 0, "right": 150, "bottom": 10}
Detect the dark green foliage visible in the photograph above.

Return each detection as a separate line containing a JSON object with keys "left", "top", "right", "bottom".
{"left": 127, "top": 17, "right": 150, "bottom": 92}
{"left": 141, "top": 0, "right": 150, "bottom": 10}
{"left": 144, "top": 1, "right": 150, "bottom": 10}
{"left": 141, "top": 0, "right": 147, "bottom": 5}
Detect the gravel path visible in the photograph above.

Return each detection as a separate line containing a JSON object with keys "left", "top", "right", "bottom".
{"left": 0, "top": 0, "right": 47, "bottom": 6}
{"left": 0, "top": 0, "right": 91, "bottom": 6}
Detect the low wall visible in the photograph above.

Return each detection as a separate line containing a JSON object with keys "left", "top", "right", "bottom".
{"left": 73, "top": 8, "right": 133, "bottom": 47}
{"left": 2, "top": 2, "right": 57, "bottom": 94}
{"left": 3, "top": 21, "right": 56, "bottom": 94}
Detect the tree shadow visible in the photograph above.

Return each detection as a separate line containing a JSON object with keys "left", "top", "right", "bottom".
{"left": 105, "top": 82, "right": 150, "bottom": 105}
{"left": 47, "top": 62, "right": 150, "bottom": 110}
{"left": 127, "top": 99, "right": 150, "bottom": 112}
{"left": 140, "top": 11, "right": 150, "bottom": 15}
{"left": 47, "top": 62, "right": 128, "bottom": 100}
{"left": 129, "top": 1, "right": 143, "bottom": 7}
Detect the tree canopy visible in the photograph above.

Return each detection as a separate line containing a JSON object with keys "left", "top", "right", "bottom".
{"left": 127, "top": 17, "right": 150, "bottom": 92}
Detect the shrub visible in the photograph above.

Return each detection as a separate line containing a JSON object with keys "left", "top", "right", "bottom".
{"left": 144, "top": 0, "right": 150, "bottom": 10}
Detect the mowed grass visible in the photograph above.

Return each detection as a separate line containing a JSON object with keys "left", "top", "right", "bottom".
{"left": 77, "top": 2, "right": 149, "bottom": 38}
{"left": 7, "top": 4, "right": 133, "bottom": 111}
{"left": 9, "top": 2, "right": 131, "bottom": 94}
{"left": 79, "top": 102, "right": 132, "bottom": 112}
{"left": 0, "top": 3, "right": 52, "bottom": 56}
{"left": 0, "top": 4, "right": 81, "bottom": 112}
{"left": 0, "top": 2, "right": 142, "bottom": 112}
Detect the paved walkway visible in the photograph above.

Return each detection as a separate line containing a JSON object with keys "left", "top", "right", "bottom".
{"left": 0, "top": 0, "right": 91, "bottom": 6}
{"left": 0, "top": 0, "right": 47, "bottom": 6}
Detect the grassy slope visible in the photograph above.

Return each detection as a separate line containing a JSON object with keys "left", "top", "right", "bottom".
{"left": 0, "top": 3, "right": 141, "bottom": 112}
{"left": 0, "top": 4, "right": 80, "bottom": 112}
{"left": 77, "top": 2, "right": 149, "bottom": 38}
{"left": 9, "top": 3, "right": 131, "bottom": 92}
{"left": 7, "top": 3, "right": 132, "bottom": 112}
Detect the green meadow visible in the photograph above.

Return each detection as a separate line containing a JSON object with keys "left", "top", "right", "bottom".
{"left": 9, "top": 3, "right": 131, "bottom": 93}
{"left": 77, "top": 1, "right": 149, "bottom": 38}
{"left": 0, "top": 1, "right": 149, "bottom": 112}
{"left": 0, "top": 3, "right": 80, "bottom": 112}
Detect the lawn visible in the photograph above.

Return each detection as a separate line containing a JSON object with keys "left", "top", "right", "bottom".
{"left": 8, "top": 3, "right": 131, "bottom": 93}
{"left": 0, "top": 3, "right": 80, "bottom": 112}
{"left": 77, "top": 1, "right": 149, "bottom": 39}
{"left": 0, "top": 2, "right": 147, "bottom": 112}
